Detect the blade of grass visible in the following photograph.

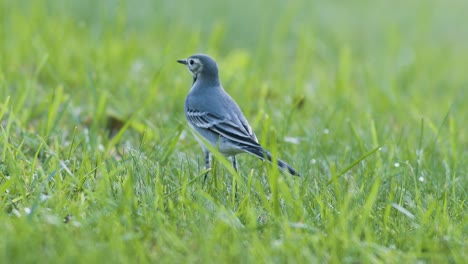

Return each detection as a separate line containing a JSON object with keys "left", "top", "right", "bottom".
{"left": 327, "top": 145, "right": 382, "bottom": 186}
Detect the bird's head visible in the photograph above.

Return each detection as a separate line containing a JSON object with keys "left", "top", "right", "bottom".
{"left": 177, "top": 54, "right": 219, "bottom": 83}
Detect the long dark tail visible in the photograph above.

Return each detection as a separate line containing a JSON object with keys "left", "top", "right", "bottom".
{"left": 242, "top": 146, "right": 300, "bottom": 176}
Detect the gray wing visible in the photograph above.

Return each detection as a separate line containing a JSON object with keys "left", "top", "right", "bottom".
{"left": 186, "top": 109, "right": 261, "bottom": 148}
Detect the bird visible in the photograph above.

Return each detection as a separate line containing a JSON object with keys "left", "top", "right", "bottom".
{"left": 177, "top": 54, "right": 299, "bottom": 176}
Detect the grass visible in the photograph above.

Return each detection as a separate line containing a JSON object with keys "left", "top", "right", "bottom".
{"left": 0, "top": 0, "right": 466, "bottom": 263}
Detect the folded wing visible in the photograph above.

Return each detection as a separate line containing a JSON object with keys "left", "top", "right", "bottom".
{"left": 186, "top": 109, "right": 260, "bottom": 149}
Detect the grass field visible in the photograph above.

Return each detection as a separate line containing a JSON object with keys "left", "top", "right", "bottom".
{"left": 0, "top": 0, "right": 467, "bottom": 263}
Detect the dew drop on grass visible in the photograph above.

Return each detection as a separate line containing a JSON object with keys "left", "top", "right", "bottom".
{"left": 24, "top": 208, "right": 31, "bottom": 215}
{"left": 180, "top": 130, "right": 187, "bottom": 140}
{"left": 272, "top": 239, "right": 283, "bottom": 248}
{"left": 12, "top": 209, "right": 21, "bottom": 217}
{"left": 130, "top": 60, "right": 144, "bottom": 78}
{"left": 284, "top": 136, "right": 300, "bottom": 144}
{"left": 40, "top": 194, "right": 50, "bottom": 201}
{"left": 45, "top": 214, "right": 62, "bottom": 225}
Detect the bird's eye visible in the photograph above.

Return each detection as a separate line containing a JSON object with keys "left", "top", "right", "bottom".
{"left": 189, "top": 59, "right": 195, "bottom": 65}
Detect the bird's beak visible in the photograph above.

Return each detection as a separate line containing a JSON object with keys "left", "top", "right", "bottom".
{"left": 177, "top": 59, "right": 187, "bottom": 65}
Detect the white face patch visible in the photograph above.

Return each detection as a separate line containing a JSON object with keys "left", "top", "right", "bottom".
{"left": 187, "top": 57, "right": 203, "bottom": 77}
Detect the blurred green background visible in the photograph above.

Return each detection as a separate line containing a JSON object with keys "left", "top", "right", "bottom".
{"left": 1, "top": 0, "right": 467, "bottom": 126}
{"left": 0, "top": 0, "right": 466, "bottom": 263}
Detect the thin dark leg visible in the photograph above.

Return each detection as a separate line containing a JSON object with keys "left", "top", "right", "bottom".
{"left": 230, "top": 156, "right": 239, "bottom": 199}
{"left": 203, "top": 149, "right": 211, "bottom": 181}
{"left": 231, "top": 156, "right": 238, "bottom": 172}
{"left": 204, "top": 150, "right": 211, "bottom": 170}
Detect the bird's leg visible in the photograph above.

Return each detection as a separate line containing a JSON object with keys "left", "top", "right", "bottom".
{"left": 203, "top": 149, "right": 211, "bottom": 182}
{"left": 231, "top": 156, "right": 238, "bottom": 172}
{"left": 230, "top": 155, "right": 239, "bottom": 199}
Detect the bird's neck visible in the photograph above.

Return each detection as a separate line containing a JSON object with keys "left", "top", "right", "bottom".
{"left": 194, "top": 74, "right": 221, "bottom": 87}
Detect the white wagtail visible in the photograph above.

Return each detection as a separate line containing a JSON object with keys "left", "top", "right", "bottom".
{"left": 177, "top": 54, "right": 299, "bottom": 176}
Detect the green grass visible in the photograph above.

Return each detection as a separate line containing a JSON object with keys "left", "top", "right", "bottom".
{"left": 0, "top": 0, "right": 466, "bottom": 263}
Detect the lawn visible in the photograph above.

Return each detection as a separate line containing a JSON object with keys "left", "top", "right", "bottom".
{"left": 0, "top": 0, "right": 466, "bottom": 263}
